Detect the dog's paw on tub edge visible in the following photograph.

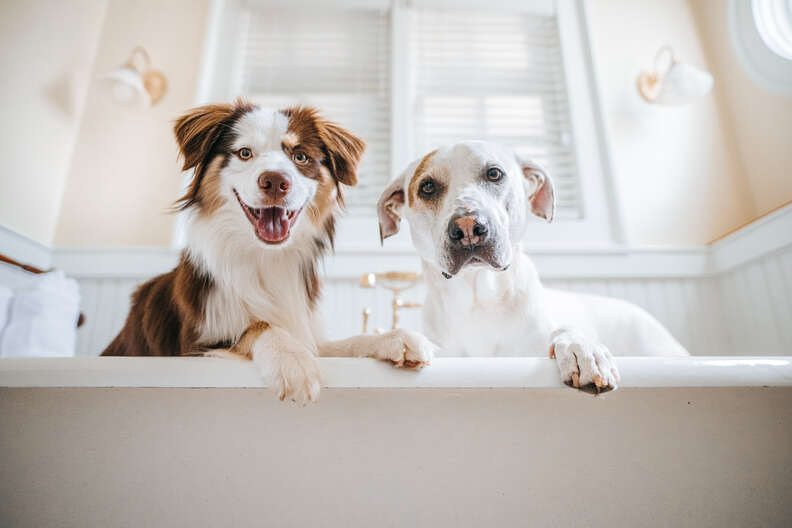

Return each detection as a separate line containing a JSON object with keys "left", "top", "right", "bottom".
{"left": 379, "top": 329, "right": 436, "bottom": 370}
{"left": 550, "top": 329, "right": 620, "bottom": 395}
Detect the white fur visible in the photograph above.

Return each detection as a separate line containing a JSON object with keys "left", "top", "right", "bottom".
{"left": 383, "top": 141, "right": 688, "bottom": 393}
{"left": 229, "top": 109, "right": 317, "bottom": 215}
{"left": 188, "top": 107, "right": 435, "bottom": 404}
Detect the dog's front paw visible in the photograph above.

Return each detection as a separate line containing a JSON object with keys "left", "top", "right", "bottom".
{"left": 269, "top": 346, "right": 322, "bottom": 406}
{"left": 378, "top": 329, "right": 436, "bottom": 369}
{"left": 549, "top": 329, "right": 619, "bottom": 394}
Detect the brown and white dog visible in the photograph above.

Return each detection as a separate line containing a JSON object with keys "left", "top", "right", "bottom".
{"left": 378, "top": 141, "right": 688, "bottom": 394}
{"left": 103, "top": 99, "right": 435, "bottom": 404}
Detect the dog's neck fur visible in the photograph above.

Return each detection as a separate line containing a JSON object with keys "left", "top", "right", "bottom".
{"left": 420, "top": 241, "right": 549, "bottom": 356}
{"left": 184, "top": 209, "right": 326, "bottom": 348}
{"left": 423, "top": 242, "right": 541, "bottom": 306}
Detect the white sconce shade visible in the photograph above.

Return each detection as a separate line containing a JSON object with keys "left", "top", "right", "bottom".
{"left": 637, "top": 46, "right": 713, "bottom": 105}
{"left": 100, "top": 46, "right": 167, "bottom": 107}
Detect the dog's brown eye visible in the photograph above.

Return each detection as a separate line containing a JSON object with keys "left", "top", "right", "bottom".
{"left": 419, "top": 179, "right": 436, "bottom": 196}
{"left": 293, "top": 152, "right": 310, "bottom": 164}
{"left": 486, "top": 167, "right": 504, "bottom": 182}
{"left": 237, "top": 148, "right": 253, "bottom": 161}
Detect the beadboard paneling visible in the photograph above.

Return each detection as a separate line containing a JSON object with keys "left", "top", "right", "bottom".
{"left": 74, "top": 277, "right": 144, "bottom": 356}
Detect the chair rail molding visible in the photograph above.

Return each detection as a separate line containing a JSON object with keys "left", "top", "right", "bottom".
{"left": 47, "top": 203, "right": 792, "bottom": 279}
{"left": 0, "top": 225, "right": 52, "bottom": 270}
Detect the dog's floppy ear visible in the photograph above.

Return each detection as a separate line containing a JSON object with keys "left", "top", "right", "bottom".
{"left": 519, "top": 158, "right": 555, "bottom": 222}
{"left": 377, "top": 163, "right": 414, "bottom": 244}
{"left": 173, "top": 99, "right": 254, "bottom": 210}
{"left": 317, "top": 120, "right": 366, "bottom": 187}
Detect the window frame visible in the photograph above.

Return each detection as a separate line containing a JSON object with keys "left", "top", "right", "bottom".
{"left": 729, "top": 0, "right": 792, "bottom": 95}
{"left": 179, "top": 0, "right": 624, "bottom": 251}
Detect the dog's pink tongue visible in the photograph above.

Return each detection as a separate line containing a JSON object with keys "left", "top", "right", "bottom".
{"left": 257, "top": 207, "right": 290, "bottom": 243}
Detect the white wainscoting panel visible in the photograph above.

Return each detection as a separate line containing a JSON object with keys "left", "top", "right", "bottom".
{"left": 713, "top": 244, "right": 792, "bottom": 356}
{"left": 74, "top": 277, "right": 145, "bottom": 356}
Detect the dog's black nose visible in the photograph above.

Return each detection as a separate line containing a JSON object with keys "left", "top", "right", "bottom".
{"left": 448, "top": 214, "right": 488, "bottom": 248}
{"left": 258, "top": 171, "right": 291, "bottom": 201}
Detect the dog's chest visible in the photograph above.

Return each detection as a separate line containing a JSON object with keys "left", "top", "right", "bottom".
{"left": 197, "top": 259, "right": 315, "bottom": 347}
{"left": 428, "top": 268, "right": 551, "bottom": 356}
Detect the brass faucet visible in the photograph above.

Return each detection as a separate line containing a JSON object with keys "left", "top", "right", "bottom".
{"left": 359, "top": 271, "right": 422, "bottom": 333}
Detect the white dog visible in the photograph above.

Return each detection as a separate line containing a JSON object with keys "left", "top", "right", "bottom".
{"left": 378, "top": 141, "right": 688, "bottom": 393}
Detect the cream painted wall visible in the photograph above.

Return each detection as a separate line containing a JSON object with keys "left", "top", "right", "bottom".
{"left": 691, "top": 0, "right": 792, "bottom": 218}
{"left": 7, "top": 0, "right": 779, "bottom": 249}
{"left": 54, "top": 0, "right": 209, "bottom": 248}
{"left": 0, "top": 0, "right": 107, "bottom": 246}
{"left": 588, "top": 0, "right": 756, "bottom": 245}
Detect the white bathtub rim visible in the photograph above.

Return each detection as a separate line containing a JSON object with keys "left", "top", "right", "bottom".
{"left": 0, "top": 356, "right": 790, "bottom": 389}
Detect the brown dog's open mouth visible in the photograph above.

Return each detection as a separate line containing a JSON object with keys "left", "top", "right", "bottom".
{"left": 233, "top": 189, "right": 303, "bottom": 245}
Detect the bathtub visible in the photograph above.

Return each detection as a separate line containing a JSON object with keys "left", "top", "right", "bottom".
{"left": 1, "top": 356, "right": 791, "bottom": 527}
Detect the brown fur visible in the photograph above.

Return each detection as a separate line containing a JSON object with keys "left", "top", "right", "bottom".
{"left": 193, "top": 156, "right": 227, "bottom": 216}
{"left": 282, "top": 131, "right": 300, "bottom": 149}
{"left": 174, "top": 98, "right": 256, "bottom": 212}
{"left": 102, "top": 256, "right": 213, "bottom": 356}
{"left": 280, "top": 107, "right": 364, "bottom": 309}
{"left": 229, "top": 321, "right": 271, "bottom": 359}
{"left": 283, "top": 106, "right": 365, "bottom": 188}
{"left": 408, "top": 149, "right": 438, "bottom": 207}
{"left": 103, "top": 101, "right": 365, "bottom": 357}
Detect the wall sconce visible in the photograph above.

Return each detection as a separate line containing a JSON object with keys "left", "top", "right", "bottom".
{"left": 100, "top": 46, "right": 167, "bottom": 107}
{"left": 637, "top": 46, "right": 713, "bottom": 105}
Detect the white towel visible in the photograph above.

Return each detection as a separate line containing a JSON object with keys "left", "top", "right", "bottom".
{"left": 0, "top": 284, "right": 12, "bottom": 342}
{"left": 0, "top": 270, "right": 80, "bottom": 358}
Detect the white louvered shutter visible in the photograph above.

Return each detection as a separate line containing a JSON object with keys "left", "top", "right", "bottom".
{"left": 233, "top": 6, "right": 391, "bottom": 213}
{"left": 411, "top": 8, "right": 582, "bottom": 219}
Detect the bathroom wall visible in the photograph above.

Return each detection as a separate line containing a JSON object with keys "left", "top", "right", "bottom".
{"left": 587, "top": 0, "right": 756, "bottom": 246}
{"left": 53, "top": 0, "right": 209, "bottom": 248}
{"left": 0, "top": 0, "right": 107, "bottom": 246}
{"left": 2, "top": 0, "right": 787, "bottom": 252}
{"left": 690, "top": 0, "right": 792, "bottom": 219}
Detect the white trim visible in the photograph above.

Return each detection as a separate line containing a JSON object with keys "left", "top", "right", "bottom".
{"left": 412, "top": 0, "right": 555, "bottom": 14}
{"left": 389, "top": 0, "right": 410, "bottom": 181}
{"left": 52, "top": 247, "right": 179, "bottom": 278}
{"left": 551, "top": 0, "right": 617, "bottom": 245}
{"left": 729, "top": 0, "right": 792, "bottom": 95}
{"left": 0, "top": 225, "right": 52, "bottom": 270}
{"left": 710, "top": 203, "right": 792, "bottom": 272}
{"left": 324, "top": 247, "right": 713, "bottom": 280}
{"left": 172, "top": 0, "right": 235, "bottom": 249}
{"left": 574, "top": 0, "right": 627, "bottom": 244}
{"left": 246, "top": 0, "right": 390, "bottom": 7}
{"left": 50, "top": 245, "right": 715, "bottom": 279}
{"left": 194, "top": 0, "right": 226, "bottom": 106}
{"left": 48, "top": 203, "right": 792, "bottom": 279}
{"left": 530, "top": 247, "right": 712, "bottom": 279}
{"left": 2, "top": 356, "right": 790, "bottom": 388}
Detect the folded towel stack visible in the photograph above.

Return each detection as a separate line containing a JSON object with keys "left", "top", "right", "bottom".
{"left": 0, "top": 270, "right": 80, "bottom": 358}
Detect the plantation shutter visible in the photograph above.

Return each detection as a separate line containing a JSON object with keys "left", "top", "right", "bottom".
{"left": 410, "top": 8, "right": 582, "bottom": 219}
{"left": 234, "top": 6, "right": 391, "bottom": 213}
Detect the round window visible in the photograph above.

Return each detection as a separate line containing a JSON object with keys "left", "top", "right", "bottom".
{"left": 730, "top": 0, "right": 792, "bottom": 93}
